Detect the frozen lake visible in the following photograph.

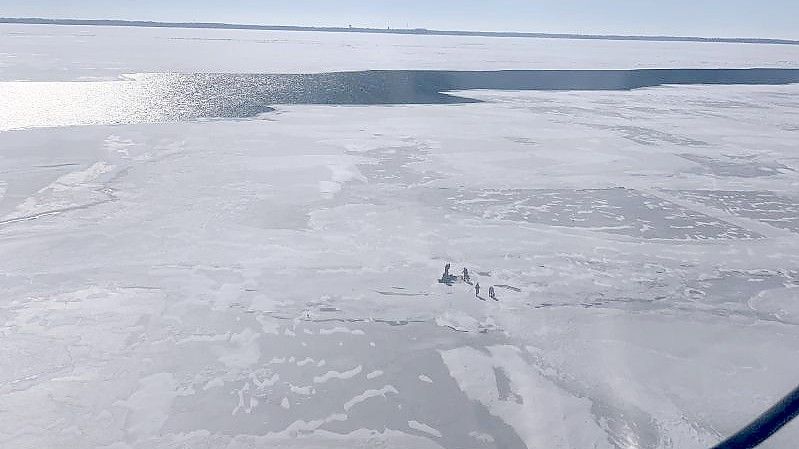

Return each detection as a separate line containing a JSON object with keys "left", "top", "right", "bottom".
{"left": 1, "top": 24, "right": 799, "bottom": 449}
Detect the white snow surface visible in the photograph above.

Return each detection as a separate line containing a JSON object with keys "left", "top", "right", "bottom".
{"left": 1, "top": 24, "right": 799, "bottom": 81}
{"left": 1, "top": 25, "right": 799, "bottom": 449}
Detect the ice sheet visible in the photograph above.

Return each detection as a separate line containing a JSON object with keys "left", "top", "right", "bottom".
{"left": 2, "top": 24, "right": 799, "bottom": 81}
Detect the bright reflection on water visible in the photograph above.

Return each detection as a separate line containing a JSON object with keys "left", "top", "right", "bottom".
{"left": 2, "top": 69, "right": 799, "bottom": 131}
{"left": 0, "top": 74, "right": 278, "bottom": 131}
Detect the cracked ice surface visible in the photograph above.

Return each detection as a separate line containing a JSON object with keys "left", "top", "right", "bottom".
{"left": 2, "top": 31, "right": 799, "bottom": 449}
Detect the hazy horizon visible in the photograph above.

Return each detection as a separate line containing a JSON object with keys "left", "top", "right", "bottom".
{"left": 1, "top": 0, "right": 798, "bottom": 40}
{"left": 5, "top": 16, "right": 799, "bottom": 43}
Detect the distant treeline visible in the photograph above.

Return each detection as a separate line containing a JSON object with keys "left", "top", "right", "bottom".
{"left": 2, "top": 17, "right": 798, "bottom": 46}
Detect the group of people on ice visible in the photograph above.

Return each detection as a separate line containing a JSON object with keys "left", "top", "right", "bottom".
{"left": 440, "top": 263, "right": 497, "bottom": 301}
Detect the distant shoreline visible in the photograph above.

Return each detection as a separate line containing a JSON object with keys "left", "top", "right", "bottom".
{"left": 2, "top": 17, "right": 798, "bottom": 46}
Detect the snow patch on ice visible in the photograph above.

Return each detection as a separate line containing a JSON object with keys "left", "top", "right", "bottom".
{"left": 4, "top": 161, "right": 116, "bottom": 221}
{"left": 343, "top": 385, "right": 399, "bottom": 411}
{"left": 217, "top": 328, "right": 261, "bottom": 369}
{"left": 408, "top": 420, "right": 443, "bottom": 438}
{"left": 435, "top": 311, "right": 481, "bottom": 332}
{"left": 289, "top": 384, "right": 315, "bottom": 395}
{"left": 319, "top": 326, "right": 365, "bottom": 336}
{"left": 749, "top": 287, "right": 799, "bottom": 323}
{"left": 366, "top": 370, "right": 384, "bottom": 380}
{"left": 115, "top": 373, "right": 177, "bottom": 438}
{"left": 318, "top": 162, "right": 365, "bottom": 198}
{"left": 469, "top": 431, "right": 495, "bottom": 443}
{"left": 313, "top": 365, "right": 362, "bottom": 384}
{"left": 440, "top": 345, "right": 613, "bottom": 449}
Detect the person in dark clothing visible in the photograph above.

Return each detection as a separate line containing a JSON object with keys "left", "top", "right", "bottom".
{"left": 475, "top": 282, "right": 480, "bottom": 296}
{"left": 439, "top": 262, "right": 456, "bottom": 285}
{"left": 462, "top": 267, "right": 470, "bottom": 282}
{"left": 489, "top": 286, "right": 496, "bottom": 301}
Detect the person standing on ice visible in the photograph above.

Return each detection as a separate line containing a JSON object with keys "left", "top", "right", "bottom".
{"left": 443, "top": 263, "right": 451, "bottom": 278}
{"left": 474, "top": 282, "right": 480, "bottom": 297}
{"left": 462, "top": 267, "right": 470, "bottom": 283}
{"left": 489, "top": 286, "right": 496, "bottom": 301}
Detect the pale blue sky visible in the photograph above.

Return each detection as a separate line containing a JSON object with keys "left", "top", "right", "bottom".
{"left": 1, "top": 0, "right": 797, "bottom": 39}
